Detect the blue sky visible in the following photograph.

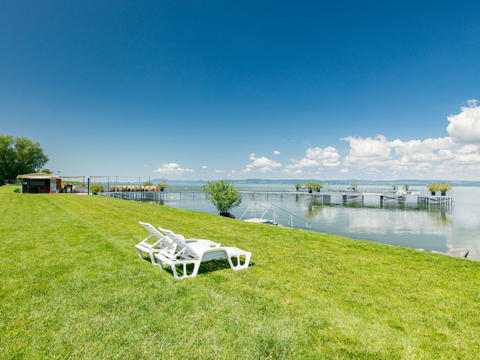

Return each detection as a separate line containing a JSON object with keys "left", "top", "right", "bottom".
{"left": 1, "top": 1, "right": 480, "bottom": 180}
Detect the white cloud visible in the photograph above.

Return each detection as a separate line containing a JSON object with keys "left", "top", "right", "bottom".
{"left": 339, "top": 168, "right": 349, "bottom": 173}
{"left": 287, "top": 146, "right": 340, "bottom": 170}
{"left": 244, "top": 153, "right": 282, "bottom": 173}
{"left": 283, "top": 168, "right": 302, "bottom": 175}
{"left": 153, "top": 163, "right": 193, "bottom": 174}
{"left": 201, "top": 165, "right": 208, "bottom": 169}
{"left": 341, "top": 130, "right": 480, "bottom": 179}
{"left": 273, "top": 150, "right": 280, "bottom": 155}
{"left": 213, "top": 169, "right": 224, "bottom": 173}
{"left": 447, "top": 99, "right": 480, "bottom": 143}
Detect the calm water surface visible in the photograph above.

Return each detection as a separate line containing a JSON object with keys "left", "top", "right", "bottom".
{"left": 147, "top": 184, "right": 480, "bottom": 260}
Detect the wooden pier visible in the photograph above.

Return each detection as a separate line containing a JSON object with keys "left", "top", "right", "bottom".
{"left": 238, "top": 190, "right": 453, "bottom": 208}
{"left": 106, "top": 190, "right": 453, "bottom": 209}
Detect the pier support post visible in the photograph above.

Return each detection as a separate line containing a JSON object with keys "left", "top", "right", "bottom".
{"left": 342, "top": 195, "right": 347, "bottom": 204}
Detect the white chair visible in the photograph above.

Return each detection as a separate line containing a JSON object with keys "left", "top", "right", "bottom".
{"left": 135, "top": 222, "right": 176, "bottom": 264}
{"left": 154, "top": 231, "right": 252, "bottom": 280}
{"left": 135, "top": 222, "right": 221, "bottom": 265}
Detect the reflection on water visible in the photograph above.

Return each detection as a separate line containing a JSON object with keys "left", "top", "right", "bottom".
{"left": 135, "top": 184, "right": 480, "bottom": 260}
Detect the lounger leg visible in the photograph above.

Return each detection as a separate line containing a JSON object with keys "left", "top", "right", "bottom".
{"left": 136, "top": 248, "right": 144, "bottom": 259}
{"left": 228, "top": 252, "right": 251, "bottom": 270}
{"left": 189, "top": 261, "right": 201, "bottom": 278}
{"left": 170, "top": 264, "right": 180, "bottom": 280}
{"left": 148, "top": 250, "right": 158, "bottom": 265}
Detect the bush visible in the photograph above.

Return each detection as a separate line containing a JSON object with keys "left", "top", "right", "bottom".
{"left": 158, "top": 181, "right": 167, "bottom": 192}
{"left": 201, "top": 180, "right": 241, "bottom": 217}
{"left": 143, "top": 181, "right": 153, "bottom": 186}
{"left": 438, "top": 183, "right": 453, "bottom": 194}
{"left": 90, "top": 183, "right": 104, "bottom": 194}
{"left": 305, "top": 182, "right": 316, "bottom": 193}
{"left": 427, "top": 183, "right": 439, "bottom": 194}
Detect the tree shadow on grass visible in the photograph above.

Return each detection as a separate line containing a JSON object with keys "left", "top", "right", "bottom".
{"left": 140, "top": 256, "right": 255, "bottom": 278}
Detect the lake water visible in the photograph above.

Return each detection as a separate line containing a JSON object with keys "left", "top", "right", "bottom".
{"left": 139, "top": 184, "right": 480, "bottom": 260}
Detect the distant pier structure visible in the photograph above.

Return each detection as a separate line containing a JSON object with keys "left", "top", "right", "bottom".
{"left": 105, "top": 189, "right": 453, "bottom": 209}
{"left": 239, "top": 190, "right": 453, "bottom": 208}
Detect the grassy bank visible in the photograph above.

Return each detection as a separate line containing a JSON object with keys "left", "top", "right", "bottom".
{"left": 1, "top": 191, "right": 479, "bottom": 359}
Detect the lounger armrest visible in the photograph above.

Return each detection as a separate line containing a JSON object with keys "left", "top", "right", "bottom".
{"left": 186, "top": 239, "right": 220, "bottom": 247}
{"left": 138, "top": 234, "right": 153, "bottom": 245}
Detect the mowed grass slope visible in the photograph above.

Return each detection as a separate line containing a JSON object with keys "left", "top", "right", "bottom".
{"left": 1, "top": 192, "right": 479, "bottom": 359}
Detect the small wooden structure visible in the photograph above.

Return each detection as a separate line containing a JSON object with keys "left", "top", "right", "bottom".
{"left": 17, "top": 173, "right": 61, "bottom": 194}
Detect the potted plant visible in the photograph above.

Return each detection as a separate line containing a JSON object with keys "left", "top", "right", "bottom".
{"left": 90, "top": 183, "right": 104, "bottom": 195}
{"left": 295, "top": 183, "right": 302, "bottom": 191}
{"left": 404, "top": 184, "right": 409, "bottom": 191}
{"left": 314, "top": 182, "right": 323, "bottom": 192}
{"left": 202, "top": 180, "right": 241, "bottom": 218}
{"left": 427, "top": 183, "right": 438, "bottom": 196}
{"left": 438, "top": 183, "right": 453, "bottom": 196}
{"left": 158, "top": 181, "right": 167, "bottom": 192}
{"left": 305, "top": 182, "right": 315, "bottom": 193}
{"left": 392, "top": 184, "right": 398, "bottom": 191}
{"left": 350, "top": 183, "right": 358, "bottom": 191}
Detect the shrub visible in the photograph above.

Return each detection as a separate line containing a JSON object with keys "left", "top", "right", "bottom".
{"left": 90, "top": 183, "right": 104, "bottom": 194}
{"left": 201, "top": 180, "right": 241, "bottom": 217}
{"left": 351, "top": 183, "right": 358, "bottom": 191}
{"left": 143, "top": 181, "right": 153, "bottom": 186}
{"left": 427, "top": 183, "right": 439, "bottom": 193}
{"left": 295, "top": 183, "right": 302, "bottom": 191}
{"left": 158, "top": 181, "right": 167, "bottom": 192}
{"left": 438, "top": 183, "right": 453, "bottom": 194}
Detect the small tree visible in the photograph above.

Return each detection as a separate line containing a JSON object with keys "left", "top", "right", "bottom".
{"left": 158, "top": 181, "right": 167, "bottom": 192}
{"left": 427, "top": 183, "right": 439, "bottom": 195}
{"left": 438, "top": 183, "right": 453, "bottom": 196}
{"left": 295, "top": 183, "right": 302, "bottom": 191}
{"left": 90, "top": 183, "right": 104, "bottom": 194}
{"left": 305, "top": 182, "right": 315, "bottom": 193}
{"left": 350, "top": 183, "right": 358, "bottom": 191}
{"left": 202, "top": 180, "right": 241, "bottom": 218}
{"left": 314, "top": 182, "right": 323, "bottom": 192}
{"left": 404, "top": 184, "right": 409, "bottom": 190}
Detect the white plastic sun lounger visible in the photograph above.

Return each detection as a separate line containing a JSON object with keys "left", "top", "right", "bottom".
{"left": 136, "top": 222, "right": 221, "bottom": 265}
{"left": 154, "top": 231, "right": 251, "bottom": 280}
{"left": 135, "top": 222, "right": 177, "bottom": 264}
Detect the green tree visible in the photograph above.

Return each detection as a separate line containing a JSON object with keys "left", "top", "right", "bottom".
{"left": 143, "top": 181, "right": 153, "bottom": 186}
{"left": 201, "top": 180, "right": 241, "bottom": 218}
{"left": 41, "top": 169, "right": 52, "bottom": 174}
{"left": 305, "top": 182, "right": 316, "bottom": 193}
{"left": 0, "top": 135, "right": 48, "bottom": 184}
{"left": 295, "top": 183, "right": 302, "bottom": 191}
{"left": 90, "top": 183, "right": 104, "bottom": 194}
{"left": 158, "top": 181, "right": 167, "bottom": 192}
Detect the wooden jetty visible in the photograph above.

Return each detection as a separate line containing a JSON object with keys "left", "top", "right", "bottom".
{"left": 105, "top": 190, "right": 453, "bottom": 209}
{"left": 239, "top": 190, "right": 453, "bottom": 208}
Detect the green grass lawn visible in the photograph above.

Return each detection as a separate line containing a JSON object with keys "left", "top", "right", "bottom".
{"left": 1, "top": 191, "right": 479, "bottom": 359}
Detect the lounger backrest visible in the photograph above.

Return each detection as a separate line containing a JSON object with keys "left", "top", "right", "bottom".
{"left": 158, "top": 227, "right": 188, "bottom": 250}
{"left": 139, "top": 222, "right": 175, "bottom": 248}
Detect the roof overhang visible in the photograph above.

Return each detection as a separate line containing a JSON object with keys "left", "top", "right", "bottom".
{"left": 17, "top": 173, "right": 61, "bottom": 180}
